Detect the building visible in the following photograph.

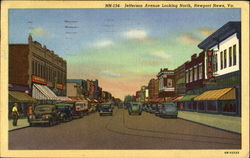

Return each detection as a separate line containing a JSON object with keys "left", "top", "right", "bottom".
{"left": 9, "top": 35, "right": 67, "bottom": 104}
{"left": 86, "top": 80, "right": 95, "bottom": 99}
{"left": 185, "top": 52, "right": 206, "bottom": 94}
{"left": 148, "top": 79, "right": 156, "bottom": 99}
{"left": 66, "top": 79, "right": 87, "bottom": 97}
{"left": 157, "top": 68, "right": 175, "bottom": 99}
{"left": 135, "top": 91, "right": 141, "bottom": 102}
{"left": 174, "top": 63, "right": 186, "bottom": 96}
{"left": 140, "top": 86, "right": 148, "bottom": 103}
{"left": 196, "top": 21, "right": 241, "bottom": 116}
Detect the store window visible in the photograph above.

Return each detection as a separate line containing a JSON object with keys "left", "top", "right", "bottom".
{"left": 224, "top": 50, "right": 227, "bottom": 68}
{"left": 233, "top": 44, "right": 237, "bottom": 66}
{"left": 207, "top": 101, "right": 217, "bottom": 112}
{"left": 220, "top": 51, "right": 223, "bottom": 69}
{"left": 198, "top": 101, "right": 205, "bottom": 111}
{"left": 222, "top": 101, "right": 237, "bottom": 113}
{"left": 229, "top": 47, "right": 232, "bottom": 67}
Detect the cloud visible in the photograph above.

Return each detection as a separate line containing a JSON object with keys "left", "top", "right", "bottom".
{"left": 198, "top": 27, "right": 215, "bottom": 36}
{"left": 91, "top": 40, "right": 113, "bottom": 48}
{"left": 179, "top": 33, "right": 200, "bottom": 44}
{"left": 100, "top": 71, "right": 121, "bottom": 78}
{"left": 124, "top": 29, "right": 147, "bottom": 40}
{"left": 149, "top": 50, "right": 170, "bottom": 59}
{"left": 29, "top": 27, "right": 50, "bottom": 36}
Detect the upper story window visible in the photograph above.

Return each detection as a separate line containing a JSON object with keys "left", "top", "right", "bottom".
{"left": 220, "top": 51, "right": 223, "bottom": 70}
{"left": 194, "top": 66, "right": 198, "bottom": 81}
{"left": 229, "top": 47, "right": 232, "bottom": 67}
{"left": 233, "top": 44, "right": 237, "bottom": 66}
{"left": 199, "top": 64, "right": 203, "bottom": 80}
{"left": 224, "top": 49, "right": 227, "bottom": 68}
{"left": 186, "top": 70, "right": 189, "bottom": 83}
{"left": 213, "top": 54, "right": 218, "bottom": 72}
{"left": 189, "top": 68, "right": 193, "bottom": 83}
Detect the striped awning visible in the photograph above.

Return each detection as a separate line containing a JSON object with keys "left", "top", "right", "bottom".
{"left": 32, "top": 84, "right": 58, "bottom": 100}
{"left": 194, "top": 88, "right": 236, "bottom": 101}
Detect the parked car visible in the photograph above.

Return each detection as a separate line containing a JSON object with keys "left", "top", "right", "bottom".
{"left": 72, "top": 101, "right": 88, "bottom": 118}
{"left": 118, "top": 102, "right": 123, "bottom": 109}
{"left": 28, "top": 104, "right": 60, "bottom": 126}
{"left": 149, "top": 103, "right": 157, "bottom": 114}
{"left": 128, "top": 102, "right": 142, "bottom": 115}
{"left": 154, "top": 103, "right": 163, "bottom": 116}
{"left": 99, "top": 103, "right": 113, "bottom": 116}
{"left": 55, "top": 103, "right": 73, "bottom": 122}
{"left": 159, "top": 102, "right": 178, "bottom": 118}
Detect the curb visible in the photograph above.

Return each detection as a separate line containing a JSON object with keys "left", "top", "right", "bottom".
{"left": 8, "top": 125, "right": 30, "bottom": 132}
{"left": 178, "top": 117, "right": 241, "bottom": 135}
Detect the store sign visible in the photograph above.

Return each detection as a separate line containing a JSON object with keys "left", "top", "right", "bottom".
{"left": 32, "top": 75, "right": 47, "bottom": 85}
{"left": 207, "top": 51, "right": 216, "bottom": 82}
{"left": 56, "top": 84, "right": 64, "bottom": 89}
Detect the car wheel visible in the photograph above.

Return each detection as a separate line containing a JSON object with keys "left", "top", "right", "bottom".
{"left": 139, "top": 113, "right": 142, "bottom": 115}
{"left": 29, "top": 123, "right": 33, "bottom": 127}
{"left": 48, "top": 120, "right": 53, "bottom": 127}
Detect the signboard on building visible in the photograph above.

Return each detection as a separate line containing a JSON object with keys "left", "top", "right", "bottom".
{"left": 56, "top": 83, "right": 64, "bottom": 89}
{"left": 207, "top": 51, "right": 216, "bottom": 82}
{"left": 32, "top": 75, "right": 47, "bottom": 85}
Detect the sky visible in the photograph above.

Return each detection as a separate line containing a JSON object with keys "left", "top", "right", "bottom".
{"left": 9, "top": 9, "right": 240, "bottom": 99}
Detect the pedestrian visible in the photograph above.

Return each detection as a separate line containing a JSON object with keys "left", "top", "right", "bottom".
{"left": 27, "top": 105, "right": 33, "bottom": 122}
{"left": 12, "top": 103, "right": 19, "bottom": 126}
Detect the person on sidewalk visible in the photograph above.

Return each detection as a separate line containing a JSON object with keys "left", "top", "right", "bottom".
{"left": 27, "top": 105, "right": 33, "bottom": 122}
{"left": 12, "top": 103, "right": 19, "bottom": 126}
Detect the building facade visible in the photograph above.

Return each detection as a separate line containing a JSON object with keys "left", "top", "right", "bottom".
{"left": 174, "top": 64, "right": 186, "bottom": 96}
{"left": 157, "top": 68, "right": 175, "bottom": 98}
{"left": 9, "top": 35, "right": 67, "bottom": 96}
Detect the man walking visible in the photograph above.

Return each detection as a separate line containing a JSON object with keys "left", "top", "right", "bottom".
{"left": 12, "top": 103, "right": 19, "bottom": 126}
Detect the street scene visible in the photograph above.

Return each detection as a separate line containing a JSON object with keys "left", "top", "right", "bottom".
{"left": 8, "top": 9, "right": 241, "bottom": 150}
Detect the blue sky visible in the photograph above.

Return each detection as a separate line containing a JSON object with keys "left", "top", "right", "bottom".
{"left": 9, "top": 9, "right": 240, "bottom": 98}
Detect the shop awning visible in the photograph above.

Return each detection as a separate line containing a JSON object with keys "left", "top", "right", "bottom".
{"left": 178, "top": 95, "right": 198, "bottom": 101}
{"left": 32, "top": 84, "right": 58, "bottom": 100}
{"left": 9, "top": 91, "right": 37, "bottom": 102}
{"left": 57, "top": 96, "right": 72, "bottom": 101}
{"left": 194, "top": 88, "right": 236, "bottom": 101}
{"left": 173, "top": 96, "right": 183, "bottom": 101}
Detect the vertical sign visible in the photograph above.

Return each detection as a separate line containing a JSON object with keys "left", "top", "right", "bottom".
{"left": 207, "top": 51, "right": 216, "bottom": 82}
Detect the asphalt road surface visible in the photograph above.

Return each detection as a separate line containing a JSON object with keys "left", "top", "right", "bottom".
{"left": 9, "top": 108, "right": 241, "bottom": 149}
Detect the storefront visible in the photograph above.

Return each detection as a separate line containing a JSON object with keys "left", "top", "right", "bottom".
{"left": 32, "top": 83, "right": 59, "bottom": 104}
{"left": 178, "top": 95, "right": 198, "bottom": 111}
{"left": 9, "top": 91, "right": 37, "bottom": 117}
{"left": 194, "top": 87, "right": 237, "bottom": 115}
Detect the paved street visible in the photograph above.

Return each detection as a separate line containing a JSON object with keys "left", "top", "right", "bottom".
{"left": 9, "top": 108, "right": 241, "bottom": 149}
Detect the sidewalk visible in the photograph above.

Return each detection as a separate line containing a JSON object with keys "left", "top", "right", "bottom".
{"left": 9, "top": 118, "right": 30, "bottom": 131}
{"left": 178, "top": 111, "right": 241, "bottom": 134}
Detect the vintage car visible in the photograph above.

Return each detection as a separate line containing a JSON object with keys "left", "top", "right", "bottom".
{"left": 55, "top": 103, "right": 73, "bottom": 122}
{"left": 128, "top": 102, "right": 142, "bottom": 115}
{"left": 118, "top": 102, "right": 123, "bottom": 109}
{"left": 158, "top": 102, "right": 178, "bottom": 118}
{"left": 99, "top": 103, "right": 113, "bottom": 116}
{"left": 154, "top": 103, "right": 164, "bottom": 116}
{"left": 72, "top": 101, "right": 89, "bottom": 118}
{"left": 28, "top": 104, "right": 60, "bottom": 126}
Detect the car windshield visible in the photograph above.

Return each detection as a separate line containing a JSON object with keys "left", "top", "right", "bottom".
{"left": 35, "top": 107, "right": 52, "bottom": 112}
{"left": 101, "top": 104, "right": 111, "bottom": 108}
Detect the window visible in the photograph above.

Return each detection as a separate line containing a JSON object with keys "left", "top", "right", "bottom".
{"left": 233, "top": 44, "right": 237, "bottom": 65}
{"left": 37, "top": 63, "right": 40, "bottom": 77}
{"left": 194, "top": 66, "right": 197, "bottom": 81}
{"left": 207, "top": 101, "right": 217, "bottom": 112}
{"left": 186, "top": 71, "right": 189, "bottom": 83}
{"left": 213, "top": 54, "right": 218, "bottom": 72}
{"left": 34, "top": 62, "right": 37, "bottom": 75}
{"left": 199, "top": 64, "right": 203, "bottom": 79}
{"left": 220, "top": 51, "right": 223, "bottom": 69}
{"left": 222, "top": 101, "right": 237, "bottom": 113}
{"left": 229, "top": 47, "right": 232, "bottom": 67}
{"left": 32, "top": 61, "right": 34, "bottom": 74}
{"left": 224, "top": 50, "right": 227, "bottom": 68}
{"left": 198, "top": 101, "right": 205, "bottom": 111}
{"left": 189, "top": 68, "right": 193, "bottom": 82}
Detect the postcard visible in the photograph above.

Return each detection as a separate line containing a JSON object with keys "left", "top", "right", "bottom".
{"left": 0, "top": 1, "right": 249, "bottom": 158}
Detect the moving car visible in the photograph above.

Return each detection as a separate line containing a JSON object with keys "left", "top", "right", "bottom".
{"left": 72, "top": 101, "right": 88, "bottom": 118}
{"left": 99, "top": 103, "right": 113, "bottom": 116}
{"left": 128, "top": 102, "right": 142, "bottom": 115}
{"left": 158, "top": 102, "right": 178, "bottom": 118}
{"left": 56, "top": 103, "right": 73, "bottom": 122}
{"left": 28, "top": 104, "right": 59, "bottom": 126}
{"left": 118, "top": 102, "right": 123, "bottom": 109}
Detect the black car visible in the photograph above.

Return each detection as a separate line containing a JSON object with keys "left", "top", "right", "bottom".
{"left": 99, "top": 103, "right": 113, "bottom": 116}
{"left": 56, "top": 103, "right": 73, "bottom": 122}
